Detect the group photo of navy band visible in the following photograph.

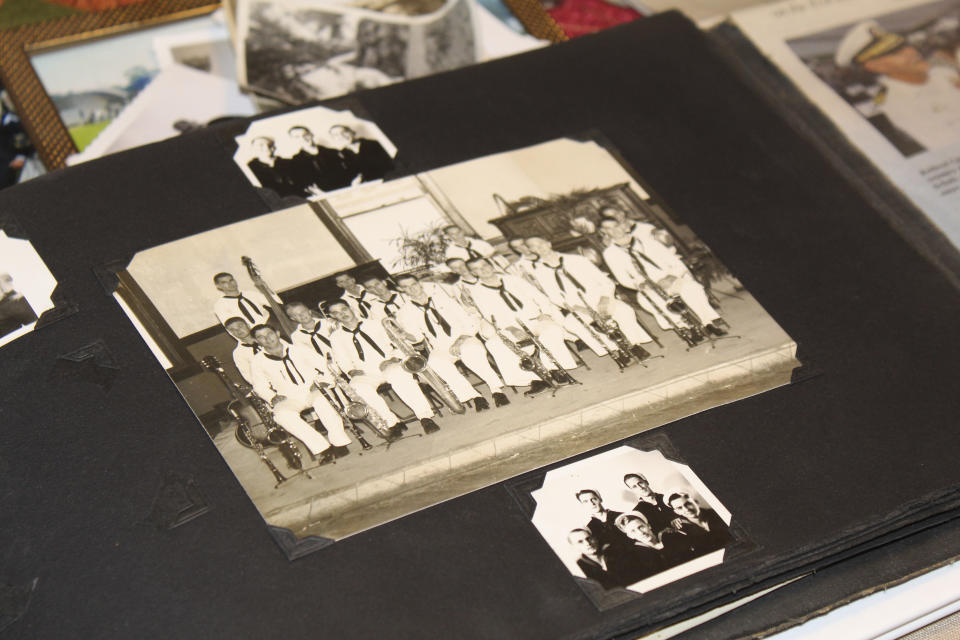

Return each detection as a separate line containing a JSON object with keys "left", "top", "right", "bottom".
{"left": 528, "top": 446, "right": 733, "bottom": 599}
{"left": 120, "top": 135, "right": 796, "bottom": 542}
{"left": 202, "top": 206, "right": 733, "bottom": 467}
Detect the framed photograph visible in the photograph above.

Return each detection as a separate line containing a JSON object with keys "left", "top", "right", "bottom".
{"left": 113, "top": 128, "right": 800, "bottom": 557}
{"left": 0, "top": 0, "right": 219, "bottom": 170}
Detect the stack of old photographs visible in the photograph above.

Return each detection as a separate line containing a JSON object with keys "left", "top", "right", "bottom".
{"left": 35, "top": 0, "right": 542, "bottom": 166}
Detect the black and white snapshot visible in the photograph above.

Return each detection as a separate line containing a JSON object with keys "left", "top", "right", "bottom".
{"left": 528, "top": 445, "right": 733, "bottom": 597}
{"left": 0, "top": 229, "right": 57, "bottom": 349}
{"left": 237, "top": 0, "right": 476, "bottom": 104}
{"left": 787, "top": 0, "right": 960, "bottom": 157}
{"left": 118, "top": 136, "right": 797, "bottom": 543}
{"left": 232, "top": 106, "right": 397, "bottom": 200}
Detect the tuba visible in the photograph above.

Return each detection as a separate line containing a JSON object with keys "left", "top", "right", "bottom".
{"left": 381, "top": 316, "right": 466, "bottom": 415}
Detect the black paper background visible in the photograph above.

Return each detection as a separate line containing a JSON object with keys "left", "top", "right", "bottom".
{"left": 2, "top": 12, "right": 959, "bottom": 639}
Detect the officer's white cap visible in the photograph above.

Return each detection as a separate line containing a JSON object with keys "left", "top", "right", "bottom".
{"left": 836, "top": 20, "right": 882, "bottom": 67}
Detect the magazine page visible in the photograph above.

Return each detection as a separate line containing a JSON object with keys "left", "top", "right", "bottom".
{"left": 732, "top": 0, "right": 960, "bottom": 261}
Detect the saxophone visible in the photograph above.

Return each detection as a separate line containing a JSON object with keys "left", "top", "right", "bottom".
{"left": 381, "top": 316, "right": 466, "bottom": 415}
{"left": 489, "top": 315, "right": 557, "bottom": 391}
{"left": 325, "top": 353, "right": 395, "bottom": 441}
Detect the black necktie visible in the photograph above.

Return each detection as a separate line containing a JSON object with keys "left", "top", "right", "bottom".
{"left": 226, "top": 294, "right": 262, "bottom": 324}
{"left": 266, "top": 349, "right": 305, "bottom": 385}
{"left": 492, "top": 282, "right": 523, "bottom": 312}
{"left": 552, "top": 257, "right": 585, "bottom": 293}
{"left": 466, "top": 243, "right": 482, "bottom": 260}
{"left": 384, "top": 293, "right": 402, "bottom": 316}
{"left": 416, "top": 298, "right": 451, "bottom": 337}
{"left": 350, "top": 326, "right": 385, "bottom": 360}
{"left": 241, "top": 342, "right": 261, "bottom": 355}
{"left": 631, "top": 238, "right": 660, "bottom": 271}
{"left": 301, "top": 327, "right": 331, "bottom": 355}
{"left": 351, "top": 294, "right": 371, "bottom": 319}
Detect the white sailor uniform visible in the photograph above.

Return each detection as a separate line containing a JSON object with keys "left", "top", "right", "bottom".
{"left": 329, "top": 319, "right": 435, "bottom": 424}
{"left": 394, "top": 283, "right": 504, "bottom": 397}
{"left": 250, "top": 343, "right": 351, "bottom": 455}
{"left": 532, "top": 253, "right": 653, "bottom": 351}
{"left": 468, "top": 274, "right": 578, "bottom": 370}
{"left": 214, "top": 288, "right": 274, "bottom": 326}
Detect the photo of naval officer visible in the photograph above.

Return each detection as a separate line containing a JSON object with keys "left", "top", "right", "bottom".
{"left": 790, "top": 4, "right": 960, "bottom": 156}
{"left": 836, "top": 18, "right": 960, "bottom": 153}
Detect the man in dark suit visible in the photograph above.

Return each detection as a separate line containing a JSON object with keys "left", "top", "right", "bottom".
{"left": 576, "top": 489, "right": 629, "bottom": 552}
{"left": 666, "top": 490, "right": 732, "bottom": 555}
{"left": 623, "top": 473, "right": 674, "bottom": 534}
{"left": 246, "top": 136, "right": 297, "bottom": 198}
{"left": 567, "top": 528, "right": 620, "bottom": 589}
{"left": 329, "top": 124, "right": 394, "bottom": 181}
{"left": 286, "top": 125, "right": 357, "bottom": 194}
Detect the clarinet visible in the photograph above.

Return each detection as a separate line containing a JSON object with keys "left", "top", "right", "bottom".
{"left": 624, "top": 247, "right": 703, "bottom": 347}
{"left": 238, "top": 411, "right": 287, "bottom": 484}
{"left": 515, "top": 318, "right": 580, "bottom": 386}
{"left": 574, "top": 291, "right": 634, "bottom": 367}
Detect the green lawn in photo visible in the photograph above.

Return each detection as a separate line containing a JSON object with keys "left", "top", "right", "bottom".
{"left": 0, "top": 0, "right": 79, "bottom": 30}
{"left": 69, "top": 120, "right": 111, "bottom": 151}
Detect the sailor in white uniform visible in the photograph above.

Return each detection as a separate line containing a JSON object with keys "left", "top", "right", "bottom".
{"left": 222, "top": 317, "right": 262, "bottom": 386}
{"left": 326, "top": 300, "right": 441, "bottom": 434}
{"left": 249, "top": 324, "right": 352, "bottom": 461}
{"left": 525, "top": 236, "right": 653, "bottom": 358}
{"left": 443, "top": 225, "right": 497, "bottom": 262}
{"left": 393, "top": 273, "right": 509, "bottom": 409}
{"left": 213, "top": 272, "right": 277, "bottom": 326}
{"left": 466, "top": 257, "right": 580, "bottom": 373}
{"left": 285, "top": 301, "right": 336, "bottom": 359}
{"left": 334, "top": 273, "right": 374, "bottom": 320}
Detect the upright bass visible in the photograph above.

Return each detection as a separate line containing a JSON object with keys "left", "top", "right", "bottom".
{"left": 241, "top": 255, "right": 297, "bottom": 339}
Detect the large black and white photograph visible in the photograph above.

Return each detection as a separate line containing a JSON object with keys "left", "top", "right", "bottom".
{"left": 117, "top": 135, "right": 798, "bottom": 546}
{"left": 525, "top": 445, "right": 732, "bottom": 601}
{"left": 787, "top": 0, "right": 960, "bottom": 157}
{"left": 237, "top": 0, "right": 477, "bottom": 104}
{"left": 0, "top": 230, "right": 58, "bottom": 349}
{"left": 232, "top": 106, "right": 397, "bottom": 200}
